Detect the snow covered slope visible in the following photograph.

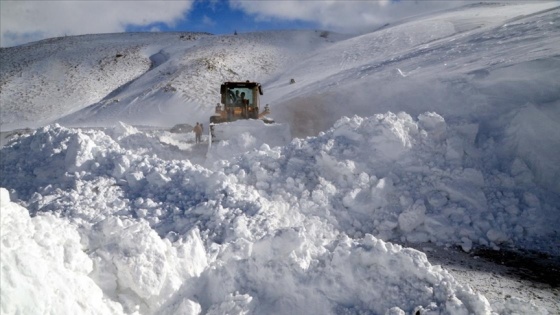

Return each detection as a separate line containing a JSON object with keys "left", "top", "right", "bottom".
{"left": 5, "top": 3, "right": 557, "bottom": 190}
{"left": 1, "top": 2, "right": 560, "bottom": 315}
{"left": 0, "top": 30, "right": 343, "bottom": 129}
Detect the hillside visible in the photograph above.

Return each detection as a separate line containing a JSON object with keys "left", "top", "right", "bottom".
{"left": 0, "top": 30, "right": 344, "bottom": 129}
{"left": 2, "top": 3, "right": 559, "bottom": 193}
{"left": 1, "top": 2, "right": 560, "bottom": 315}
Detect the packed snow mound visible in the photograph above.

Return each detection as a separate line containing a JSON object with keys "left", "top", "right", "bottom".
{"left": 0, "top": 188, "right": 125, "bottom": 314}
{"left": 227, "top": 113, "right": 560, "bottom": 253}
{"left": 207, "top": 119, "right": 291, "bottom": 162}
{"left": 1, "top": 111, "right": 557, "bottom": 314}
{"left": 1, "top": 113, "right": 558, "bottom": 253}
{"left": 0, "top": 186, "right": 491, "bottom": 315}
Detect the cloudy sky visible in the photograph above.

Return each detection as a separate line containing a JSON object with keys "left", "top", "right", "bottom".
{"left": 1, "top": 0, "right": 475, "bottom": 47}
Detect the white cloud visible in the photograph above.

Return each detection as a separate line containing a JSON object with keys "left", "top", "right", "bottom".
{"left": 0, "top": 0, "right": 195, "bottom": 47}
{"left": 202, "top": 15, "right": 216, "bottom": 27}
{"left": 229, "top": 0, "right": 467, "bottom": 33}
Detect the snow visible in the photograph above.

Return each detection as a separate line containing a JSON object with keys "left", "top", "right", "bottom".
{"left": 1, "top": 2, "right": 560, "bottom": 315}
{"left": 207, "top": 119, "right": 291, "bottom": 162}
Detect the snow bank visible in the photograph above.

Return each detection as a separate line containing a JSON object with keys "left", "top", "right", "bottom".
{"left": 1, "top": 191, "right": 490, "bottom": 314}
{"left": 0, "top": 118, "right": 512, "bottom": 314}
{"left": 207, "top": 119, "right": 291, "bottom": 162}
{"left": 2, "top": 111, "right": 557, "bottom": 313}
{"left": 227, "top": 112, "right": 559, "bottom": 252}
{"left": 0, "top": 188, "right": 125, "bottom": 314}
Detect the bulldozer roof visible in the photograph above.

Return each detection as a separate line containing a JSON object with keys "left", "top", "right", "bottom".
{"left": 221, "top": 81, "right": 263, "bottom": 95}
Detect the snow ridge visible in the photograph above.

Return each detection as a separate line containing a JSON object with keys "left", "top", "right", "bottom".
{"left": 2, "top": 110, "right": 558, "bottom": 313}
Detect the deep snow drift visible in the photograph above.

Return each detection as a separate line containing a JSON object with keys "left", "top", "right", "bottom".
{"left": 1, "top": 113, "right": 557, "bottom": 314}
{"left": 1, "top": 2, "right": 560, "bottom": 315}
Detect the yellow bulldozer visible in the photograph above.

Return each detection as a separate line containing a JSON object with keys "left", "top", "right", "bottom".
{"left": 205, "top": 81, "right": 290, "bottom": 154}
{"left": 210, "top": 81, "right": 271, "bottom": 124}
{"left": 209, "top": 81, "right": 273, "bottom": 143}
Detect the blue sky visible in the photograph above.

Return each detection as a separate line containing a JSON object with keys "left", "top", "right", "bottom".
{"left": 0, "top": 0, "right": 473, "bottom": 47}
{"left": 126, "top": 1, "right": 317, "bottom": 35}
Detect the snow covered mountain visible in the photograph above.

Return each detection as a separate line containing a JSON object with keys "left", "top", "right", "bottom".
{"left": 1, "top": 2, "right": 559, "bottom": 315}
{"left": 0, "top": 30, "right": 342, "bottom": 130}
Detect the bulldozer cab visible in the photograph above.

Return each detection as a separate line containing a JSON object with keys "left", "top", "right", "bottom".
{"left": 211, "top": 81, "right": 266, "bottom": 124}
{"left": 222, "top": 82, "right": 262, "bottom": 109}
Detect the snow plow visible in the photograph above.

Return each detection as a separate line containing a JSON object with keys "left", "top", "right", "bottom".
{"left": 206, "top": 81, "right": 290, "bottom": 159}
{"left": 209, "top": 81, "right": 273, "bottom": 142}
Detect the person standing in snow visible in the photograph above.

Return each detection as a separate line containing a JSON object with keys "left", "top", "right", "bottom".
{"left": 193, "top": 122, "right": 202, "bottom": 144}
